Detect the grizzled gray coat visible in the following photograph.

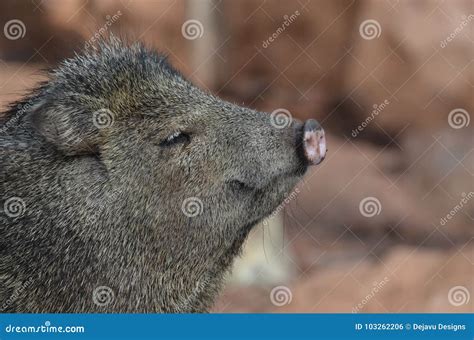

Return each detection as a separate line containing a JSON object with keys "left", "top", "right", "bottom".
{"left": 0, "top": 39, "right": 324, "bottom": 312}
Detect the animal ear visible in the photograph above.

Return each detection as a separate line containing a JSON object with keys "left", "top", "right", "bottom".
{"left": 31, "top": 98, "right": 114, "bottom": 156}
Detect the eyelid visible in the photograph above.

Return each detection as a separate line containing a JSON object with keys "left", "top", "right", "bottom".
{"left": 166, "top": 131, "right": 181, "bottom": 142}
{"left": 159, "top": 131, "right": 191, "bottom": 147}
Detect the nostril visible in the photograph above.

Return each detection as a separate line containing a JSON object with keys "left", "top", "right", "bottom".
{"left": 302, "top": 119, "right": 327, "bottom": 166}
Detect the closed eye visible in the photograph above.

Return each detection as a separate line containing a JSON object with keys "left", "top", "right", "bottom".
{"left": 227, "top": 179, "right": 254, "bottom": 192}
{"left": 159, "top": 131, "right": 190, "bottom": 147}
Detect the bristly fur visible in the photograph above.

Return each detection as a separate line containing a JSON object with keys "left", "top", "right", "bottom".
{"left": 0, "top": 37, "right": 308, "bottom": 312}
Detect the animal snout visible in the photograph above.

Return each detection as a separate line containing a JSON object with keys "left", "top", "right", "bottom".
{"left": 299, "top": 119, "right": 327, "bottom": 166}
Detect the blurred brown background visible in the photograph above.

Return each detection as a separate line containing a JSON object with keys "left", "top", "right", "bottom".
{"left": 0, "top": 0, "right": 472, "bottom": 313}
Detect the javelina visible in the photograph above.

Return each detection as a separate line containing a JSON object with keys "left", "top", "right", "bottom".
{"left": 0, "top": 39, "right": 326, "bottom": 312}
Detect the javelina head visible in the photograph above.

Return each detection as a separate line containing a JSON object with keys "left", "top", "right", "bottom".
{"left": 27, "top": 39, "right": 326, "bottom": 310}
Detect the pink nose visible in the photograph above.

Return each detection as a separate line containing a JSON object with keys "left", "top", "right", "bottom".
{"left": 303, "top": 119, "right": 327, "bottom": 165}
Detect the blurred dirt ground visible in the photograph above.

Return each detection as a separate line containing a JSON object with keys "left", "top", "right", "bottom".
{"left": 0, "top": 0, "right": 472, "bottom": 312}
{"left": 215, "top": 245, "right": 473, "bottom": 313}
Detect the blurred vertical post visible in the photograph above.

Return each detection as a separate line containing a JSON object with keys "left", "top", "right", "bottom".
{"left": 230, "top": 213, "right": 293, "bottom": 285}
{"left": 185, "top": 0, "right": 221, "bottom": 89}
